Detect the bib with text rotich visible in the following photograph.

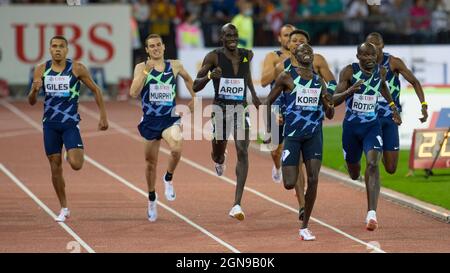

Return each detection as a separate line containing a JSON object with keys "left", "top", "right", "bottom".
{"left": 352, "top": 94, "right": 377, "bottom": 116}
{"left": 295, "top": 87, "right": 321, "bottom": 111}
{"left": 44, "top": 75, "right": 70, "bottom": 97}
{"left": 218, "top": 78, "right": 245, "bottom": 101}
{"left": 149, "top": 84, "right": 174, "bottom": 106}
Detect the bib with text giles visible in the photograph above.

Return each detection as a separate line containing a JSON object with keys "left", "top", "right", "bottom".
{"left": 149, "top": 84, "right": 174, "bottom": 106}
{"left": 44, "top": 75, "right": 70, "bottom": 97}
{"left": 352, "top": 93, "right": 377, "bottom": 116}
{"left": 218, "top": 78, "right": 245, "bottom": 101}
{"left": 295, "top": 87, "right": 321, "bottom": 111}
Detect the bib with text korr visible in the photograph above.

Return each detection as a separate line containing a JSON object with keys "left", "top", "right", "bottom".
{"left": 149, "top": 84, "right": 174, "bottom": 105}
{"left": 44, "top": 75, "right": 70, "bottom": 97}
{"left": 295, "top": 87, "right": 321, "bottom": 111}
{"left": 352, "top": 94, "right": 377, "bottom": 116}
{"left": 218, "top": 78, "right": 245, "bottom": 101}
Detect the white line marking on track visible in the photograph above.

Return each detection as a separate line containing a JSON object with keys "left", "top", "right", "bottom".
{"left": 79, "top": 103, "right": 386, "bottom": 253}
{"left": 0, "top": 163, "right": 95, "bottom": 253}
{"left": 85, "top": 156, "right": 240, "bottom": 253}
{"left": 0, "top": 100, "right": 240, "bottom": 253}
{"left": 0, "top": 129, "right": 39, "bottom": 139}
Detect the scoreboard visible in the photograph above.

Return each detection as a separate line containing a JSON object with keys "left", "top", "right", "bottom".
{"left": 409, "top": 128, "right": 450, "bottom": 170}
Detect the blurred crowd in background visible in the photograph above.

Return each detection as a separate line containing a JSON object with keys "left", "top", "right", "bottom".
{"left": 3, "top": 0, "right": 450, "bottom": 62}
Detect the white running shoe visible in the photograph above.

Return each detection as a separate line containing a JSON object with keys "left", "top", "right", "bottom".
{"left": 55, "top": 208, "right": 70, "bottom": 222}
{"left": 365, "top": 210, "right": 378, "bottom": 231}
{"left": 163, "top": 177, "right": 176, "bottom": 201}
{"left": 228, "top": 204, "right": 245, "bottom": 221}
{"left": 148, "top": 195, "right": 158, "bottom": 222}
{"left": 215, "top": 162, "right": 226, "bottom": 176}
{"left": 299, "top": 228, "right": 316, "bottom": 241}
{"left": 272, "top": 166, "right": 282, "bottom": 183}
{"left": 214, "top": 152, "right": 227, "bottom": 176}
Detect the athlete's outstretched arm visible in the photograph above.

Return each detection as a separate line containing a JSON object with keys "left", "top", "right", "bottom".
{"left": 264, "top": 72, "right": 289, "bottom": 133}
{"left": 379, "top": 67, "right": 395, "bottom": 104}
{"left": 315, "top": 54, "right": 337, "bottom": 94}
{"left": 193, "top": 51, "right": 218, "bottom": 92}
{"left": 380, "top": 68, "right": 402, "bottom": 125}
{"left": 260, "top": 52, "right": 277, "bottom": 87}
{"left": 246, "top": 51, "right": 261, "bottom": 108}
{"left": 28, "top": 63, "right": 45, "bottom": 106}
{"left": 75, "top": 62, "right": 108, "bottom": 131}
{"left": 319, "top": 78, "right": 334, "bottom": 119}
{"left": 130, "top": 60, "right": 155, "bottom": 98}
{"left": 391, "top": 56, "right": 428, "bottom": 122}
{"left": 315, "top": 54, "right": 335, "bottom": 82}
{"left": 174, "top": 60, "right": 196, "bottom": 112}
{"left": 333, "top": 65, "right": 363, "bottom": 106}
{"left": 273, "top": 61, "right": 286, "bottom": 79}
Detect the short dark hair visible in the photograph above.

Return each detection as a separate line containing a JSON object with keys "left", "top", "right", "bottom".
{"left": 221, "top": 23, "right": 237, "bottom": 35}
{"left": 281, "top": 24, "right": 295, "bottom": 30}
{"left": 50, "top": 35, "right": 68, "bottom": 46}
{"left": 289, "top": 29, "right": 310, "bottom": 42}
{"left": 366, "top": 32, "right": 384, "bottom": 43}
{"left": 145, "top": 34, "right": 163, "bottom": 46}
{"left": 357, "top": 42, "right": 376, "bottom": 54}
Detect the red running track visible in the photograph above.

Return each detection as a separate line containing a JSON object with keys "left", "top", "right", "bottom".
{"left": 0, "top": 100, "right": 449, "bottom": 253}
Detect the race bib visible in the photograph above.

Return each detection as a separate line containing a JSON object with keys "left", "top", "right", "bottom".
{"left": 44, "top": 75, "right": 70, "bottom": 97}
{"left": 352, "top": 94, "right": 377, "bottom": 115}
{"left": 295, "top": 87, "right": 321, "bottom": 111}
{"left": 149, "top": 84, "right": 173, "bottom": 105}
{"left": 218, "top": 78, "right": 245, "bottom": 101}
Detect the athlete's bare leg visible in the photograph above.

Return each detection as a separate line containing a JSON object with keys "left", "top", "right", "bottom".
{"left": 382, "top": 150, "right": 399, "bottom": 174}
{"left": 162, "top": 125, "right": 183, "bottom": 174}
{"left": 301, "top": 159, "right": 321, "bottom": 229}
{"left": 66, "top": 148, "right": 84, "bottom": 171}
{"left": 48, "top": 154, "right": 67, "bottom": 208}
{"left": 144, "top": 139, "right": 161, "bottom": 192}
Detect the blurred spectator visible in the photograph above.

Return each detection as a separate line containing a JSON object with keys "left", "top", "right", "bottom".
{"left": 6, "top": 0, "right": 450, "bottom": 46}
{"left": 132, "top": 0, "right": 150, "bottom": 48}
{"left": 212, "top": 0, "right": 239, "bottom": 19}
{"left": 253, "top": 0, "right": 275, "bottom": 46}
{"left": 443, "top": 0, "right": 450, "bottom": 12}
{"left": 296, "top": 0, "right": 314, "bottom": 36}
{"left": 387, "top": 0, "right": 412, "bottom": 35}
{"left": 410, "top": 0, "right": 431, "bottom": 31}
{"left": 276, "top": 0, "right": 296, "bottom": 19}
{"left": 131, "top": 16, "right": 143, "bottom": 66}
{"left": 150, "top": 0, "right": 176, "bottom": 36}
{"left": 175, "top": 0, "right": 205, "bottom": 19}
{"left": 150, "top": 0, "right": 177, "bottom": 58}
{"left": 410, "top": 0, "right": 431, "bottom": 43}
{"left": 431, "top": 0, "right": 449, "bottom": 34}
{"left": 231, "top": 0, "right": 254, "bottom": 49}
{"left": 176, "top": 11, "right": 204, "bottom": 49}
{"left": 310, "top": 0, "right": 343, "bottom": 44}
{"left": 344, "top": 0, "right": 369, "bottom": 43}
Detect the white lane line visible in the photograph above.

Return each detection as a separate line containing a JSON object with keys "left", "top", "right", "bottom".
{"left": 0, "top": 129, "right": 39, "bottom": 139}
{"left": 85, "top": 156, "right": 240, "bottom": 253}
{"left": 319, "top": 167, "right": 450, "bottom": 223}
{"left": 0, "top": 100, "right": 240, "bottom": 253}
{"left": 0, "top": 163, "right": 95, "bottom": 253}
{"left": 79, "top": 104, "right": 386, "bottom": 253}
{"left": 82, "top": 130, "right": 120, "bottom": 138}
